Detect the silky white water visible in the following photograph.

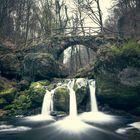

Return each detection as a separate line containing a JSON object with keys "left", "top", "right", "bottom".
{"left": 50, "top": 90, "right": 55, "bottom": 112}
{"left": 88, "top": 80, "right": 98, "bottom": 112}
{"left": 41, "top": 90, "right": 54, "bottom": 115}
{"left": 67, "top": 80, "right": 77, "bottom": 117}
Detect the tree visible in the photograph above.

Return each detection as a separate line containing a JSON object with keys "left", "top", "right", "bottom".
{"left": 77, "top": 0, "right": 103, "bottom": 33}
{"left": 104, "top": 0, "right": 140, "bottom": 38}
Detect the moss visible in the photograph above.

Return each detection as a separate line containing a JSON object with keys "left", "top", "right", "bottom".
{"left": 0, "top": 98, "right": 7, "bottom": 106}
{"left": 95, "top": 41, "right": 140, "bottom": 75}
{"left": 29, "top": 80, "right": 49, "bottom": 93}
{"left": 0, "top": 77, "right": 17, "bottom": 104}
{"left": 13, "top": 95, "right": 31, "bottom": 109}
{"left": 47, "top": 84, "right": 56, "bottom": 91}
{"left": 28, "top": 81, "right": 47, "bottom": 108}
{"left": 0, "top": 88, "right": 16, "bottom": 96}
{"left": 54, "top": 87, "right": 69, "bottom": 112}
{"left": 4, "top": 93, "right": 31, "bottom": 116}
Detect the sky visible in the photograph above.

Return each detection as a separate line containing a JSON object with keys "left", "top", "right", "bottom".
{"left": 66, "top": 0, "right": 113, "bottom": 23}
{"left": 99, "top": 0, "right": 113, "bottom": 21}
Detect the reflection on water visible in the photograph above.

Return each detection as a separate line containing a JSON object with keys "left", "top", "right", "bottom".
{"left": 32, "top": 118, "right": 125, "bottom": 140}
{"left": 0, "top": 114, "right": 139, "bottom": 140}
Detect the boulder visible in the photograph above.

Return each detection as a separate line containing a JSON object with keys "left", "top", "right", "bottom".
{"left": 23, "top": 53, "right": 67, "bottom": 81}
{"left": 53, "top": 79, "right": 89, "bottom": 113}
{"left": 94, "top": 41, "right": 140, "bottom": 115}
{"left": 0, "top": 53, "right": 21, "bottom": 79}
{"left": 17, "top": 80, "right": 30, "bottom": 91}
{"left": 54, "top": 87, "right": 69, "bottom": 112}
{"left": 28, "top": 81, "right": 49, "bottom": 108}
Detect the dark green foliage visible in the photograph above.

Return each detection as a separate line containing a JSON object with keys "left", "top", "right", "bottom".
{"left": 3, "top": 80, "right": 49, "bottom": 116}
{"left": 4, "top": 93, "right": 31, "bottom": 116}
{"left": 0, "top": 76, "right": 17, "bottom": 108}
{"left": 28, "top": 81, "right": 47, "bottom": 108}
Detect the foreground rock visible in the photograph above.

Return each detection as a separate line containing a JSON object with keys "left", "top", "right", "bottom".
{"left": 94, "top": 41, "right": 140, "bottom": 116}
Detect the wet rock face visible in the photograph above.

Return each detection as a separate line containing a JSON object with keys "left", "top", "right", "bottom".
{"left": 0, "top": 53, "right": 21, "bottom": 79}
{"left": 23, "top": 53, "right": 68, "bottom": 81}
{"left": 54, "top": 87, "right": 69, "bottom": 112}
{"left": 94, "top": 41, "right": 140, "bottom": 115}
{"left": 118, "top": 67, "right": 140, "bottom": 87}
{"left": 53, "top": 79, "right": 89, "bottom": 113}
{"left": 0, "top": 44, "right": 68, "bottom": 81}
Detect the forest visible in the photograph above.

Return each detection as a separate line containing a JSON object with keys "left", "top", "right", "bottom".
{"left": 0, "top": 0, "right": 140, "bottom": 140}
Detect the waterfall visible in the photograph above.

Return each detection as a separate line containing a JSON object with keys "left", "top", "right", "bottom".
{"left": 50, "top": 90, "right": 55, "bottom": 112}
{"left": 88, "top": 80, "right": 98, "bottom": 112}
{"left": 41, "top": 90, "right": 54, "bottom": 115}
{"left": 67, "top": 80, "right": 77, "bottom": 117}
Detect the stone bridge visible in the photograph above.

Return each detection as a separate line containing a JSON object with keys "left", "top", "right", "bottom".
{"left": 24, "top": 35, "right": 123, "bottom": 59}
{"left": 47, "top": 35, "right": 122, "bottom": 59}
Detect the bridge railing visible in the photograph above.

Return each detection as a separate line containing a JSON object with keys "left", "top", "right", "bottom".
{"left": 51, "top": 27, "right": 101, "bottom": 36}
{"left": 21, "top": 26, "right": 121, "bottom": 48}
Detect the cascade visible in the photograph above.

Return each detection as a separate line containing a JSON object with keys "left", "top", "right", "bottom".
{"left": 88, "top": 80, "right": 98, "bottom": 112}
{"left": 67, "top": 80, "right": 77, "bottom": 117}
{"left": 41, "top": 89, "right": 54, "bottom": 115}
{"left": 50, "top": 90, "right": 55, "bottom": 112}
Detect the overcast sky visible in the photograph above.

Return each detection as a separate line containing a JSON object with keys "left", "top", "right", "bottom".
{"left": 100, "top": 0, "right": 112, "bottom": 21}
{"left": 66, "top": 0, "right": 113, "bottom": 23}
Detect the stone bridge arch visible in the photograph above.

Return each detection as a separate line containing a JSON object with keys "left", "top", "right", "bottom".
{"left": 48, "top": 35, "right": 118, "bottom": 59}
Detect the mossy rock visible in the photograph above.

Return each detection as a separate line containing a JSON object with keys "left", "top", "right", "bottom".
{"left": 0, "top": 88, "right": 16, "bottom": 96}
{"left": 96, "top": 77, "right": 140, "bottom": 112}
{"left": 74, "top": 79, "right": 89, "bottom": 112}
{"left": 4, "top": 91, "right": 32, "bottom": 116}
{"left": 17, "top": 80, "right": 30, "bottom": 91}
{"left": 28, "top": 81, "right": 49, "bottom": 107}
{"left": 23, "top": 53, "right": 61, "bottom": 81}
{"left": 54, "top": 87, "right": 69, "bottom": 112}
{"left": 0, "top": 53, "right": 21, "bottom": 79}
{"left": 47, "top": 84, "right": 56, "bottom": 91}
{"left": 94, "top": 41, "right": 140, "bottom": 115}
{"left": 30, "top": 80, "right": 50, "bottom": 90}
{"left": 4, "top": 80, "right": 50, "bottom": 116}
{"left": 0, "top": 98, "right": 7, "bottom": 107}
{"left": 76, "top": 87, "right": 87, "bottom": 105}
{"left": 0, "top": 77, "right": 17, "bottom": 105}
